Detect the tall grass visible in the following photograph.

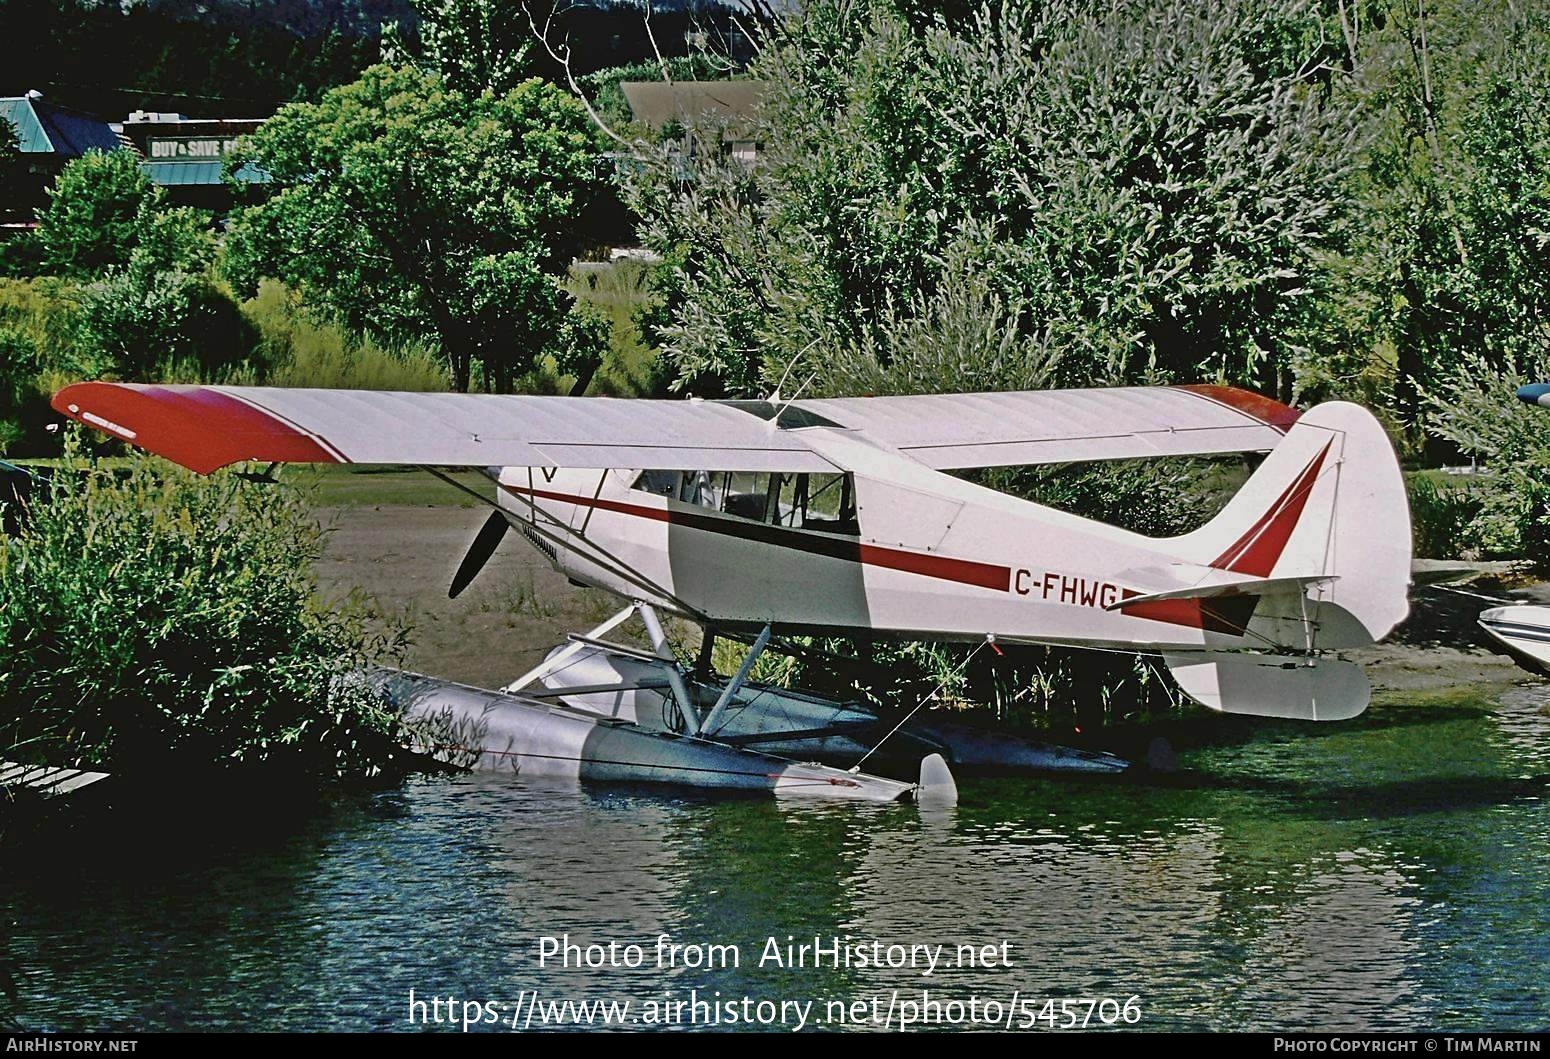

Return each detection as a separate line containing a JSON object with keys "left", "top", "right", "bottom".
{"left": 0, "top": 278, "right": 82, "bottom": 452}
{"left": 763, "top": 634, "right": 1182, "bottom": 729}
{"left": 0, "top": 279, "right": 82, "bottom": 373}
{"left": 565, "top": 259, "right": 665, "bottom": 396}
{"left": 237, "top": 280, "right": 449, "bottom": 391}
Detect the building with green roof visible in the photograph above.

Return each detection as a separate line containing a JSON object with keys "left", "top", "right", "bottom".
{"left": 1, "top": 94, "right": 268, "bottom": 226}
{"left": 0, "top": 89, "right": 124, "bottom": 225}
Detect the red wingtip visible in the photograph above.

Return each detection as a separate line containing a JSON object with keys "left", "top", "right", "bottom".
{"left": 52, "top": 382, "right": 340, "bottom": 474}
{"left": 1175, "top": 384, "right": 1301, "bottom": 432}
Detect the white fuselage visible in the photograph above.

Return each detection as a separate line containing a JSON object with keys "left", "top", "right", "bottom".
{"left": 490, "top": 427, "right": 1316, "bottom": 654}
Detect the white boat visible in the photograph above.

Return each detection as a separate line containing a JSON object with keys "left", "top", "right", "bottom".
{"left": 1478, "top": 604, "right": 1550, "bottom": 676}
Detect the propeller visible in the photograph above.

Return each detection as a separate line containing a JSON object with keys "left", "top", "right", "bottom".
{"left": 449, "top": 510, "right": 510, "bottom": 598}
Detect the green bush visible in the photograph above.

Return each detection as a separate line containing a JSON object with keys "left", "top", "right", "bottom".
{"left": 67, "top": 191, "right": 251, "bottom": 382}
{"left": 0, "top": 278, "right": 82, "bottom": 451}
{"left": 0, "top": 433, "right": 414, "bottom": 780}
{"left": 984, "top": 457, "right": 1241, "bottom": 540}
{"left": 1407, "top": 473, "right": 1485, "bottom": 561}
{"left": 74, "top": 267, "right": 246, "bottom": 382}
{"left": 1424, "top": 354, "right": 1550, "bottom": 563}
{"left": 1346, "top": 3, "right": 1550, "bottom": 424}
{"left": 629, "top": 0, "right": 1356, "bottom": 398}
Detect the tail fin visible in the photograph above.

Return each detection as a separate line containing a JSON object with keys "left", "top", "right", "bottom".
{"left": 1172, "top": 401, "right": 1411, "bottom": 648}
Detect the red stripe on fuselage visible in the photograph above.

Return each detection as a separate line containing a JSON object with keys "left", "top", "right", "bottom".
{"left": 1116, "top": 593, "right": 1259, "bottom": 634}
{"left": 506, "top": 484, "right": 1264, "bottom": 639}
{"left": 503, "top": 484, "right": 1011, "bottom": 592}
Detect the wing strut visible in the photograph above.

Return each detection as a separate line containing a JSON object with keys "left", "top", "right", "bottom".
{"left": 701, "top": 624, "right": 772, "bottom": 737}
{"left": 504, "top": 604, "right": 636, "bottom": 694}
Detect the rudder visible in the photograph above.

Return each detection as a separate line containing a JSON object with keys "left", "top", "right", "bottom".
{"left": 1171, "top": 401, "right": 1411, "bottom": 649}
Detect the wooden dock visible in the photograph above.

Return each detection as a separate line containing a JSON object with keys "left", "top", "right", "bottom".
{"left": 0, "top": 761, "right": 111, "bottom": 800}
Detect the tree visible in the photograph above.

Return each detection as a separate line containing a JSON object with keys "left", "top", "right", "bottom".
{"left": 1346, "top": 0, "right": 1550, "bottom": 425}
{"left": 625, "top": 0, "right": 1358, "bottom": 399}
{"left": 22, "top": 148, "right": 243, "bottom": 382}
{"left": 381, "top": 0, "right": 535, "bottom": 99}
{"left": 33, "top": 149, "right": 155, "bottom": 279}
{"left": 224, "top": 64, "right": 605, "bottom": 392}
{"left": 0, "top": 115, "right": 21, "bottom": 204}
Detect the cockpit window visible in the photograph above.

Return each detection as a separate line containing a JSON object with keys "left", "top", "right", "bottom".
{"left": 633, "top": 469, "right": 680, "bottom": 497}
{"left": 678, "top": 471, "right": 772, "bottom": 520}
{"left": 631, "top": 469, "right": 858, "bottom": 535}
{"left": 776, "top": 472, "right": 857, "bottom": 534}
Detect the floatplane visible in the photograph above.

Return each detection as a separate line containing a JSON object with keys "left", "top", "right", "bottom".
{"left": 51, "top": 381, "right": 1412, "bottom": 804}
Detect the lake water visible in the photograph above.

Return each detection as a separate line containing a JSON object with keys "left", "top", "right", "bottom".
{"left": 3, "top": 683, "right": 1548, "bottom": 1032}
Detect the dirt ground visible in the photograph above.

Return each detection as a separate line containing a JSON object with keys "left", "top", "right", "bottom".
{"left": 311, "top": 505, "right": 633, "bottom": 690}
{"left": 311, "top": 502, "right": 1545, "bottom": 701}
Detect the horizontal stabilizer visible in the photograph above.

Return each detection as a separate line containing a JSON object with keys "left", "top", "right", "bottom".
{"left": 1163, "top": 652, "right": 1370, "bottom": 721}
{"left": 1106, "top": 573, "right": 1337, "bottom": 611}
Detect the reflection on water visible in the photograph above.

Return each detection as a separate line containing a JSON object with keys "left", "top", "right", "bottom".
{"left": 1234, "top": 853, "right": 1425, "bottom": 1030}
{"left": 1489, "top": 684, "right": 1550, "bottom": 772}
{"left": 3, "top": 684, "right": 1548, "bottom": 1031}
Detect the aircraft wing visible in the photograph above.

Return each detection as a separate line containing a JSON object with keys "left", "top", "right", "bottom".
{"left": 51, "top": 381, "right": 1298, "bottom": 476}
{"left": 50, "top": 383, "right": 842, "bottom": 474}
{"left": 796, "top": 384, "right": 1298, "bottom": 468}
